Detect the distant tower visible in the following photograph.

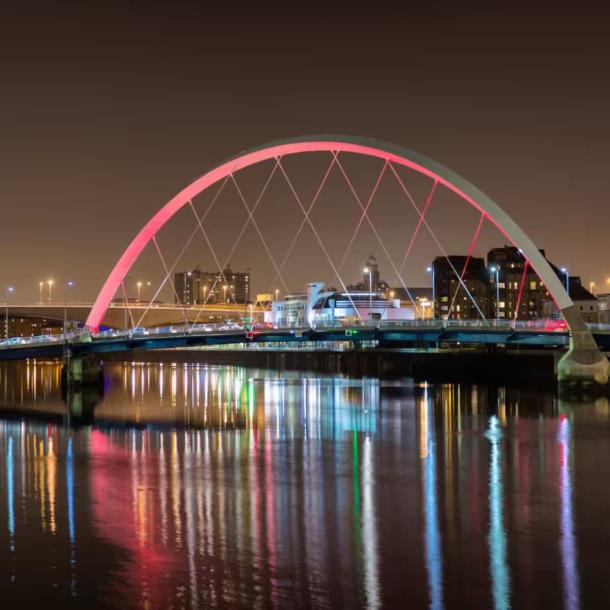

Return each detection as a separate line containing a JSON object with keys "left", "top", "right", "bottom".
{"left": 364, "top": 255, "right": 380, "bottom": 291}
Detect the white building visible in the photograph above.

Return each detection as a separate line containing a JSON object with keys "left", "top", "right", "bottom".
{"left": 266, "top": 282, "right": 415, "bottom": 327}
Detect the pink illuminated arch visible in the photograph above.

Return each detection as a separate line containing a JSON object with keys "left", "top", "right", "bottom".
{"left": 86, "top": 135, "right": 574, "bottom": 330}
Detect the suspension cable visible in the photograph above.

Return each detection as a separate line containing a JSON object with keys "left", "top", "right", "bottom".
{"left": 120, "top": 281, "right": 136, "bottom": 331}
{"left": 334, "top": 155, "right": 417, "bottom": 309}
{"left": 448, "top": 212, "right": 486, "bottom": 319}
{"left": 389, "top": 162, "right": 487, "bottom": 321}
{"left": 133, "top": 178, "right": 230, "bottom": 328}
{"left": 401, "top": 181, "right": 438, "bottom": 271}
{"left": 270, "top": 153, "right": 338, "bottom": 292}
{"left": 152, "top": 236, "right": 190, "bottom": 328}
{"left": 338, "top": 158, "right": 389, "bottom": 271}
{"left": 276, "top": 156, "right": 364, "bottom": 323}
{"left": 229, "top": 173, "right": 290, "bottom": 295}
{"left": 188, "top": 159, "right": 282, "bottom": 328}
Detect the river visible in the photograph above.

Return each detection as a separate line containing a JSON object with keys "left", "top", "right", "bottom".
{"left": 0, "top": 358, "right": 608, "bottom": 609}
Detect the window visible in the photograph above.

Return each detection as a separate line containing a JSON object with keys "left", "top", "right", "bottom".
{"left": 499, "top": 302, "right": 505, "bottom": 308}
{"left": 529, "top": 281, "right": 537, "bottom": 290}
{"left": 498, "top": 282, "right": 506, "bottom": 289}
{"left": 441, "top": 296, "right": 448, "bottom": 302}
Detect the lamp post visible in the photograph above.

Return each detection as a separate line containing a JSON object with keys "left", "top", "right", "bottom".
{"left": 64, "top": 281, "right": 74, "bottom": 341}
{"left": 245, "top": 300, "right": 253, "bottom": 330}
{"left": 39, "top": 281, "right": 44, "bottom": 304}
{"left": 136, "top": 281, "right": 143, "bottom": 302}
{"left": 223, "top": 284, "right": 228, "bottom": 303}
{"left": 426, "top": 266, "right": 435, "bottom": 320}
{"left": 489, "top": 266, "right": 500, "bottom": 320}
{"left": 5, "top": 286, "right": 15, "bottom": 339}
{"left": 561, "top": 267, "right": 570, "bottom": 295}
{"left": 47, "top": 279, "right": 54, "bottom": 303}
{"left": 590, "top": 281, "right": 596, "bottom": 295}
{"left": 364, "top": 267, "right": 372, "bottom": 319}
{"left": 275, "top": 288, "right": 279, "bottom": 301}
{"left": 203, "top": 284, "right": 208, "bottom": 304}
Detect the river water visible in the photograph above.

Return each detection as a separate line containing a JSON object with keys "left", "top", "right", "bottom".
{"left": 0, "top": 358, "right": 608, "bottom": 609}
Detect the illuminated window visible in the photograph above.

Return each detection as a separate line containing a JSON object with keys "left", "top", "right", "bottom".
{"left": 498, "top": 282, "right": 506, "bottom": 288}
{"left": 499, "top": 302, "right": 505, "bottom": 308}
{"left": 529, "top": 281, "right": 537, "bottom": 290}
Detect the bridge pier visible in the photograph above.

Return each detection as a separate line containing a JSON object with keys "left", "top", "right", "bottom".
{"left": 62, "top": 353, "right": 104, "bottom": 390}
{"left": 558, "top": 306, "right": 610, "bottom": 388}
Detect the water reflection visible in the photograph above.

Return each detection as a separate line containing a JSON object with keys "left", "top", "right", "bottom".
{"left": 0, "top": 360, "right": 607, "bottom": 608}
{"left": 486, "top": 415, "right": 510, "bottom": 610}
{"left": 420, "top": 383, "right": 444, "bottom": 610}
{"left": 558, "top": 415, "right": 579, "bottom": 610}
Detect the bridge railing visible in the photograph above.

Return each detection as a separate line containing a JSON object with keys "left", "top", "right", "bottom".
{"left": 6, "top": 319, "right": 610, "bottom": 351}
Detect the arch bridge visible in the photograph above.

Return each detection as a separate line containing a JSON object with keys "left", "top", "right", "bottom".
{"left": 11, "top": 137, "right": 610, "bottom": 384}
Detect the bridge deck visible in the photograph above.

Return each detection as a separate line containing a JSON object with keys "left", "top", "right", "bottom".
{"left": 0, "top": 320, "right": 600, "bottom": 360}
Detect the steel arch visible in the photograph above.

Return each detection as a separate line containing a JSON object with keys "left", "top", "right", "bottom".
{"left": 86, "top": 135, "right": 574, "bottom": 330}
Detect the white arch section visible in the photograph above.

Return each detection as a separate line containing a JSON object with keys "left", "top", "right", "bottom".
{"left": 86, "top": 135, "right": 574, "bottom": 330}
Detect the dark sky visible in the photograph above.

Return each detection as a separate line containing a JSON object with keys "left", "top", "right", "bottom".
{"left": 1, "top": 1, "right": 609, "bottom": 302}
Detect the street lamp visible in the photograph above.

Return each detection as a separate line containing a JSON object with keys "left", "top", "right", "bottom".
{"left": 223, "top": 284, "right": 228, "bottom": 303}
{"left": 364, "top": 267, "right": 372, "bottom": 318}
{"left": 39, "top": 281, "right": 44, "bottom": 304}
{"left": 590, "top": 281, "right": 596, "bottom": 295}
{"left": 4, "top": 286, "right": 15, "bottom": 339}
{"left": 426, "top": 266, "right": 435, "bottom": 319}
{"left": 47, "top": 279, "right": 54, "bottom": 303}
{"left": 64, "top": 281, "right": 74, "bottom": 341}
{"left": 203, "top": 284, "right": 208, "bottom": 303}
{"left": 489, "top": 266, "right": 500, "bottom": 320}
{"left": 561, "top": 268, "right": 570, "bottom": 295}
{"left": 136, "top": 281, "right": 143, "bottom": 302}
{"left": 275, "top": 288, "right": 279, "bottom": 301}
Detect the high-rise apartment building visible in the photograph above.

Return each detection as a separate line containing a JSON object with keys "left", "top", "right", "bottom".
{"left": 174, "top": 266, "right": 251, "bottom": 305}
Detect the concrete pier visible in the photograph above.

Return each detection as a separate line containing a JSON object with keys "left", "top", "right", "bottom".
{"left": 558, "top": 306, "right": 610, "bottom": 387}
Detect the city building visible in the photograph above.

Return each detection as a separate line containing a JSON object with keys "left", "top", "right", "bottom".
{"left": 388, "top": 287, "right": 434, "bottom": 319}
{"left": 347, "top": 254, "right": 391, "bottom": 293}
{"left": 487, "top": 246, "right": 557, "bottom": 320}
{"left": 6, "top": 316, "right": 63, "bottom": 338}
{"left": 543, "top": 276, "right": 598, "bottom": 323}
{"left": 432, "top": 256, "right": 490, "bottom": 320}
{"left": 174, "top": 266, "right": 251, "bottom": 305}
{"left": 598, "top": 293, "right": 610, "bottom": 324}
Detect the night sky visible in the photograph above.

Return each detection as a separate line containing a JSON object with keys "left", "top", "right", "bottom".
{"left": 2, "top": 1, "right": 609, "bottom": 302}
